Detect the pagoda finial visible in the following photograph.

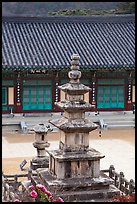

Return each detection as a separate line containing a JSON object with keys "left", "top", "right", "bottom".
{"left": 71, "top": 54, "right": 80, "bottom": 70}
{"left": 68, "top": 54, "right": 81, "bottom": 83}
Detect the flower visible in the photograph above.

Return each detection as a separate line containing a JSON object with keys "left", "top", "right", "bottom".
{"left": 44, "top": 190, "right": 52, "bottom": 197}
{"left": 58, "top": 197, "right": 64, "bottom": 202}
{"left": 36, "top": 184, "right": 47, "bottom": 192}
{"left": 14, "top": 199, "right": 22, "bottom": 202}
{"left": 28, "top": 185, "right": 35, "bottom": 190}
{"left": 112, "top": 193, "right": 135, "bottom": 202}
{"left": 49, "top": 195, "right": 53, "bottom": 201}
{"left": 29, "top": 190, "right": 38, "bottom": 198}
{"left": 54, "top": 197, "right": 64, "bottom": 202}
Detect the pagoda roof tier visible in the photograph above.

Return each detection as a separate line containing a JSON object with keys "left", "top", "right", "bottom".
{"left": 58, "top": 83, "right": 91, "bottom": 95}
{"left": 55, "top": 101, "right": 94, "bottom": 112}
{"left": 49, "top": 117, "right": 98, "bottom": 133}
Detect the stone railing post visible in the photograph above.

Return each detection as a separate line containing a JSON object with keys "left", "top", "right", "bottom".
{"left": 28, "top": 169, "right": 32, "bottom": 180}
{"left": 109, "top": 165, "right": 115, "bottom": 178}
{"left": 14, "top": 175, "right": 18, "bottom": 191}
{"left": 124, "top": 180, "right": 129, "bottom": 195}
{"left": 9, "top": 186, "right": 15, "bottom": 202}
{"left": 114, "top": 174, "right": 119, "bottom": 188}
{"left": 4, "top": 183, "right": 10, "bottom": 201}
{"left": 129, "top": 179, "right": 135, "bottom": 195}
{"left": 119, "top": 171, "right": 124, "bottom": 191}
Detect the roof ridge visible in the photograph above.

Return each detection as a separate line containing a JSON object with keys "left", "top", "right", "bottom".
{"left": 2, "top": 14, "right": 135, "bottom": 23}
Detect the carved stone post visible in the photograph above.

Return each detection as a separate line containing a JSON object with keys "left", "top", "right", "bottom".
{"left": 119, "top": 171, "right": 124, "bottom": 191}
{"left": 129, "top": 179, "right": 135, "bottom": 195}
{"left": 109, "top": 165, "right": 115, "bottom": 178}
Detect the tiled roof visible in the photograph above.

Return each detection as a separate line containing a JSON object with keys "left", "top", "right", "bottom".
{"left": 2, "top": 15, "right": 135, "bottom": 70}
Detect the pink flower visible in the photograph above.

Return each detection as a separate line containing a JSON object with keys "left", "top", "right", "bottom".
{"left": 36, "top": 184, "right": 44, "bottom": 188}
{"left": 14, "top": 199, "right": 22, "bottom": 202}
{"left": 58, "top": 197, "right": 64, "bottom": 202}
{"left": 28, "top": 185, "right": 35, "bottom": 190}
{"left": 29, "top": 190, "right": 38, "bottom": 198}
{"left": 49, "top": 195, "right": 53, "bottom": 201}
{"left": 44, "top": 190, "right": 52, "bottom": 197}
{"left": 54, "top": 197, "right": 64, "bottom": 202}
{"left": 36, "top": 184, "right": 47, "bottom": 192}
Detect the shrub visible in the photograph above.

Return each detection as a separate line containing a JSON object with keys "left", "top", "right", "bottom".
{"left": 15, "top": 184, "right": 64, "bottom": 202}
{"left": 112, "top": 193, "right": 135, "bottom": 202}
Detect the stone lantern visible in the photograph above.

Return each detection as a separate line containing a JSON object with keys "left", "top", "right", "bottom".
{"left": 30, "top": 123, "right": 51, "bottom": 170}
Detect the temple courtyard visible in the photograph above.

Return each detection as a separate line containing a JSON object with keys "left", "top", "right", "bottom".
{"left": 2, "top": 128, "right": 135, "bottom": 181}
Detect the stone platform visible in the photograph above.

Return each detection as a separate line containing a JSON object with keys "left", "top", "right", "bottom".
{"left": 31, "top": 169, "right": 120, "bottom": 202}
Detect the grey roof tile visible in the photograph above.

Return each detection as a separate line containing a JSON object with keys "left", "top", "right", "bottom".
{"left": 2, "top": 15, "right": 135, "bottom": 70}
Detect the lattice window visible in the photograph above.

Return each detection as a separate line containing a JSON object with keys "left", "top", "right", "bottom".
{"left": 2, "top": 87, "right": 7, "bottom": 105}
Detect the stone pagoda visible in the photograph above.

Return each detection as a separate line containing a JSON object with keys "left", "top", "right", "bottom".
{"left": 31, "top": 54, "right": 120, "bottom": 202}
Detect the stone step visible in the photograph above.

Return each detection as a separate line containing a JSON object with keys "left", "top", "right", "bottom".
{"left": 106, "top": 124, "right": 135, "bottom": 129}
{"left": 106, "top": 119, "right": 134, "bottom": 122}
{"left": 104, "top": 120, "right": 135, "bottom": 125}
{"left": 99, "top": 118, "right": 135, "bottom": 129}
{"left": 2, "top": 123, "right": 21, "bottom": 132}
{"left": 75, "top": 198, "right": 112, "bottom": 202}
{"left": 56, "top": 185, "right": 120, "bottom": 202}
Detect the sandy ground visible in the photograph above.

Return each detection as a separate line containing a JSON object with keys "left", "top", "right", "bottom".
{"left": 2, "top": 129, "right": 135, "bottom": 144}
{"left": 2, "top": 129, "right": 135, "bottom": 181}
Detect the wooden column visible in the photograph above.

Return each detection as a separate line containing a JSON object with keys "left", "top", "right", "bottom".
{"left": 15, "top": 72, "right": 22, "bottom": 113}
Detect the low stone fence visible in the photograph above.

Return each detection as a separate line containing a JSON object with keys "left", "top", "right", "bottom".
{"left": 101, "top": 165, "right": 135, "bottom": 195}
{"left": 2, "top": 166, "right": 135, "bottom": 202}
{"left": 2, "top": 170, "right": 37, "bottom": 202}
{"left": 2, "top": 175, "right": 20, "bottom": 202}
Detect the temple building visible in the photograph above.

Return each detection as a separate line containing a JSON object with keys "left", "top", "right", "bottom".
{"left": 2, "top": 14, "right": 135, "bottom": 114}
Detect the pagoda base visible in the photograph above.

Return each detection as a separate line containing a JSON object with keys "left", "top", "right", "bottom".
{"left": 31, "top": 169, "right": 120, "bottom": 202}
{"left": 47, "top": 148, "right": 105, "bottom": 179}
{"left": 30, "top": 156, "right": 49, "bottom": 170}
